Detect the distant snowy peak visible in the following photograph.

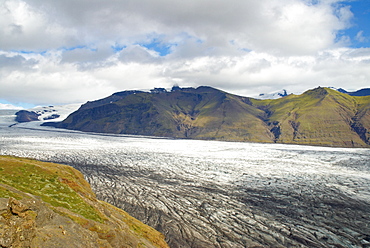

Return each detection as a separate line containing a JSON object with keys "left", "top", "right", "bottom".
{"left": 338, "top": 88, "right": 370, "bottom": 97}
{"left": 329, "top": 87, "right": 370, "bottom": 96}
{"left": 255, "top": 89, "right": 289, "bottom": 100}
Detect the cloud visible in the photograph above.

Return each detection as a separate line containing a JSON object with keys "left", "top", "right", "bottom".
{"left": 0, "top": 103, "right": 23, "bottom": 110}
{"left": 1, "top": 0, "right": 369, "bottom": 106}
{"left": 0, "top": 0, "right": 78, "bottom": 51}
{"left": 0, "top": 54, "right": 37, "bottom": 69}
{"left": 2, "top": 46, "right": 370, "bottom": 105}
{"left": 60, "top": 45, "right": 114, "bottom": 68}
{"left": 2, "top": 0, "right": 354, "bottom": 55}
{"left": 355, "top": 30, "right": 368, "bottom": 43}
{"left": 0, "top": 53, "right": 116, "bottom": 105}
{"left": 118, "top": 45, "right": 163, "bottom": 63}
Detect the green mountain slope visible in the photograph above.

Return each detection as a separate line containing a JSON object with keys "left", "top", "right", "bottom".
{"left": 47, "top": 86, "right": 370, "bottom": 148}
{"left": 0, "top": 156, "right": 169, "bottom": 248}
{"left": 252, "top": 87, "right": 369, "bottom": 147}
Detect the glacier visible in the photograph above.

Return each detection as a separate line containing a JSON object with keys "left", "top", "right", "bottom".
{"left": 0, "top": 109, "right": 369, "bottom": 247}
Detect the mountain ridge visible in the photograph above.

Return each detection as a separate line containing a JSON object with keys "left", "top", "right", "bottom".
{"left": 43, "top": 86, "right": 370, "bottom": 148}
{"left": 337, "top": 88, "right": 370, "bottom": 96}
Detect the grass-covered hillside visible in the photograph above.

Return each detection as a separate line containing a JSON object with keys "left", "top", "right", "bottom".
{"left": 252, "top": 87, "right": 370, "bottom": 147}
{"left": 46, "top": 86, "right": 370, "bottom": 147}
{"left": 0, "top": 155, "right": 169, "bottom": 248}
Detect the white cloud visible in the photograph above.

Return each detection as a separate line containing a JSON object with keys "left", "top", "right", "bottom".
{"left": 0, "top": 103, "right": 23, "bottom": 110}
{"left": 0, "top": 0, "right": 78, "bottom": 50}
{"left": 355, "top": 31, "right": 368, "bottom": 43}
{"left": 3, "top": 46, "right": 370, "bottom": 105}
{"left": 117, "top": 45, "right": 163, "bottom": 63}
{"left": 1, "top": 0, "right": 354, "bottom": 55}
{"left": 0, "top": 53, "right": 115, "bottom": 105}
{"left": 0, "top": 0, "right": 369, "bottom": 106}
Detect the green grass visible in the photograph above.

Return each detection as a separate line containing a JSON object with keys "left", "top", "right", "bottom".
{"left": 0, "top": 185, "right": 21, "bottom": 199}
{"left": 0, "top": 156, "right": 169, "bottom": 248}
{"left": 0, "top": 156, "right": 103, "bottom": 223}
{"left": 248, "top": 87, "right": 370, "bottom": 146}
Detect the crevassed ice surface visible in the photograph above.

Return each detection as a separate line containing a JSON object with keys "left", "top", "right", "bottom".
{"left": 1, "top": 110, "right": 370, "bottom": 248}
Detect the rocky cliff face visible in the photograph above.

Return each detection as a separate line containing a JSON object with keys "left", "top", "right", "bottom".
{"left": 45, "top": 86, "right": 370, "bottom": 148}
{"left": 0, "top": 156, "right": 168, "bottom": 248}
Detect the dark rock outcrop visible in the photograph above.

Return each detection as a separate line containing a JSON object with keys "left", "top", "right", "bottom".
{"left": 15, "top": 110, "right": 40, "bottom": 123}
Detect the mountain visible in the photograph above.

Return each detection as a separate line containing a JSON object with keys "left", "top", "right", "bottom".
{"left": 45, "top": 86, "right": 275, "bottom": 143}
{"left": 44, "top": 86, "right": 370, "bottom": 148}
{"left": 337, "top": 88, "right": 370, "bottom": 96}
{"left": 0, "top": 155, "right": 168, "bottom": 248}
{"left": 252, "top": 87, "right": 370, "bottom": 147}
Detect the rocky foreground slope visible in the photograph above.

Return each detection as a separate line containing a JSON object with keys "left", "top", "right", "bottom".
{"left": 0, "top": 156, "right": 168, "bottom": 248}
{"left": 45, "top": 86, "right": 370, "bottom": 148}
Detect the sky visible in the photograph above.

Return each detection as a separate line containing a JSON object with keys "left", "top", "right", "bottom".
{"left": 1, "top": 0, "right": 370, "bottom": 108}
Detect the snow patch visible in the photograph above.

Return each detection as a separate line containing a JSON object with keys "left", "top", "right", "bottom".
{"left": 254, "top": 89, "right": 289, "bottom": 99}
{"left": 0, "top": 103, "right": 81, "bottom": 127}
{"left": 29, "top": 103, "right": 81, "bottom": 122}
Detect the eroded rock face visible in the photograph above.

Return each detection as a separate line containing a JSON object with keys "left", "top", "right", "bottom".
{"left": 0, "top": 195, "right": 168, "bottom": 248}
{"left": 0, "top": 197, "right": 103, "bottom": 248}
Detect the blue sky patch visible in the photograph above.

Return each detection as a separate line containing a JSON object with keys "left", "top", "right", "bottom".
{"left": 61, "top": 45, "right": 97, "bottom": 52}
{"left": 111, "top": 44, "right": 127, "bottom": 53}
{"left": 137, "top": 38, "right": 176, "bottom": 56}
{"left": 10, "top": 50, "right": 48, "bottom": 55}
{"left": 0, "top": 99, "right": 35, "bottom": 109}
{"left": 342, "top": 1, "right": 370, "bottom": 48}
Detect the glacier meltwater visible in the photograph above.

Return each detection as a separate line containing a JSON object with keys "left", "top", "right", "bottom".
{"left": 0, "top": 110, "right": 369, "bottom": 247}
